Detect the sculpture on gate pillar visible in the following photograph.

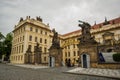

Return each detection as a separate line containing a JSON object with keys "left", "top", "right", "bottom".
{"left": 50, "top": 29, "right": 60, "bottom": 49}
{"left": 49, "top": 29, "right": 62, "bottom": 67}
{"left": 34, "top": 42, "right": 42, "bottom": 64}
{"left": 77, "top": 20, "right": 98, "bottom": 68}
{"left": 78, "top": 20, "right": 97, "bottom": 45}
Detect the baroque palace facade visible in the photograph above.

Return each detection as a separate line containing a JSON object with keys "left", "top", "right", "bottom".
{"left": 10, "top": 16, "right": 120, "bottom": 66}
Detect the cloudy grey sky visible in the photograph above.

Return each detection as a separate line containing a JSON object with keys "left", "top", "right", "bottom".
{"left": 0, "top": 0, "right": 120, "bottom": 35}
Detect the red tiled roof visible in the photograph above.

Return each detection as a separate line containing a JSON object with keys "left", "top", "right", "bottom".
{"left": 62, "top": 17, "right": 120, "bottom": 37}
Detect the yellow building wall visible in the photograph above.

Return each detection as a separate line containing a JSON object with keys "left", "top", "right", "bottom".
{"left": 10, "top": 17, "right": 120, "bottom": 65}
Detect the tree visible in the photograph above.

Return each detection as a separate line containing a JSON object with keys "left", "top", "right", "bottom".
{"left": 0, "top": 32, "right": 13, "bottom": 60}
{"left": 113, "top": 53, "right": 120, "bottom": 62}
{"left": 3, "top": 32, "right": 13, "bottom": 60}
{"left": 0, "top": 32, "right": 5, "bottom": 40}
{"left": 0, "top": 32, "right": 5, "bottom": 59}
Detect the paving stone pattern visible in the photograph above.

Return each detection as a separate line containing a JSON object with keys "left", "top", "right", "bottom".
{"left": 0, "top": 63, "right": 118, "bottom": 80}
{"left": 67, "top": 67, "right": 120, "bottom": 79}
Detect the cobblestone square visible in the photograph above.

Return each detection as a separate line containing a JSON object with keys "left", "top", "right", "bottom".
{"left": 0, "top": 63, "right": 118, "bottom": 80}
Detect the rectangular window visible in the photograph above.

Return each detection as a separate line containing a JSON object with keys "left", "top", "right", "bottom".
{"left": 44, "top": 57, "right": 46, "bottom": 61}
{"left": 17, "top": 46, "right": 19, "bottom": 53}
{"left": 18, "top": 56, "right": 19, "bottom": 61}
{"left": 28, "top": 45, "right": 32, "bottom": 51}
{"left": 45, "top": 32, "right": 47, "bottom": 35}
{"left": 23, "top": 36, "right": 24, "bottom": 41}
{"left": 19, "top": 46, "right": 21, "bottom": 53}
{"left": 68, "top": 52, "right": 70, "bottom": 57}
{"left": 18, "top": 38, "right": 19, "bottom": 42}
{"left": 40, "top": 38, "right": 42, "bottom": 43}
{"left": 29, "top": 35, "right": 32, "bottom": 41}
{"left": 74, "top": 51, "right": 76, "bottom": 56}
{"left": 21, "top": 55, "right": 23, "bottom": 60}
{"left": 77, "top": 51, "right": 79, "bottom": 56}
{"left": 24, "top": 27, "right": 25, "bottom": 31}
{"left": 35, "top": 37, "right": 37, "bottom": 42}
{"left": 15, "top": 47, "right": 16, "bottom": 53}
{"left": 74, "top": 58, "right": 76, "bottom": 62}
{"left": 35, "top": 28, "right": 38, "bottom": 33}
{"left": 73, "top": 44, "right": 75, "bottom": 48}
{"left": 30, "top": 27, "right": 32, "bottom": 31}
{"left": 20, "top": 37, "right": 21, "bottom": 42}
{"left": 44, "top": 47, "right": 47, "bottom": 53}
{"left": 22, "top": 45, "right": 23, "bottom": 52}
{"left": 65, "top": 52, "right": 67, "bottom": 57}
{"left": 41, "top": 47, "right": 42, "bottom": 52}
{"left": 68, "top": 46, "right": 70, "bottom": 49}
{"left": 45, "top": 39, "right": 47, "bottom": 44}
{"left": 41, "top": 30, "right": 43, "bottom": 34}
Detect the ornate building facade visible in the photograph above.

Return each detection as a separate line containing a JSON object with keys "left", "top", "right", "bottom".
{"left": 10, "top": 16, "right": 120, "bottom": 68}
{"left": 61, "top": 17, "right": 120, "bottom": 67}
{"left": 10, "top": 16, "right": 52, "bottom": 64}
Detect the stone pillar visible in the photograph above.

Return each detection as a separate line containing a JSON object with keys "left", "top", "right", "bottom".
{"left": 77, "top": 20, "right": 98, "bottom": 68}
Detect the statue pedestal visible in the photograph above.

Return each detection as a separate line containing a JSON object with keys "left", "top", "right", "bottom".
{"left": 49, "top": 48, "right": 62, "bottom": 67}
{"left": 77, "top": 20, "right": 98, "bottom": 68}
{"left": 78, "top": 44, "right": 98, "bottom": 68}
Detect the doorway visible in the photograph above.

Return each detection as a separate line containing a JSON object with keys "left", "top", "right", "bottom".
{"left": 49, "top": 56, "right": 55, "bottom": 67}
{"left": 81, "top": 54, "right": 90, "bottom": 68}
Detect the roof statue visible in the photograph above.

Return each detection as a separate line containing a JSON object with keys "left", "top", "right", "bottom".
{"left": 19, "top": 17, "right": 23, "bottom": 22}
{"left": 103, "top": 17, "right": 109, "bottom": 25}
{"left": 36, "top": 16, "right": 42, "bottom": 22}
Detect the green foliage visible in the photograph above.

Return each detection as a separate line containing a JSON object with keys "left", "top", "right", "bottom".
{"left": 113, "top": 53, "right": 120, "bottom": 62}
{"left": 0, "top": 32, "right": 13, "bottom": 60}
{"left": 0, "top": 32, "right": 5, "bottom": 40}
{"left": 0, "top": 32, "right": 5, "bottom": 59}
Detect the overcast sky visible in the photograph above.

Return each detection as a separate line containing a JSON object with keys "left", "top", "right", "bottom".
{"left": 0, "top": 0, "right": 120, "bottom": 36}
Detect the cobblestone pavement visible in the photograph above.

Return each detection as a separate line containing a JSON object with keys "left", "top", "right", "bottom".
{"left": 0, "top": 63, "right": 118, "bottom": 80}
{"left": 8, "top": 63, "right": 49, "bottom": 69}
{"left": 66, "top": 67, "right": 120, "bottom": 79}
